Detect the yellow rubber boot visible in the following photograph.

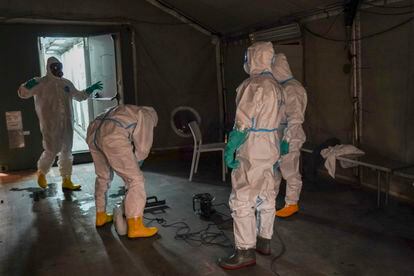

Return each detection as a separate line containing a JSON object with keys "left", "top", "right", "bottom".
{"left": 37, "top": 171, "right": 48, "bottom": 189}
{"left": 62, "top": 176, "right": 81, "bottom": 190}
{"left": 96, "top": 212, "right": 113, "bottom": 227}
{"left": 275, "top": 204, "right": 299, "bottom": 218}
{"left": 127, "top": 217, "right": 158, "bottom": 238}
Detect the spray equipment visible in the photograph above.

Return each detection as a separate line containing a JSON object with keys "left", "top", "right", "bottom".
{"left": 192, "top": 193, "right": 216, "bottom": 219}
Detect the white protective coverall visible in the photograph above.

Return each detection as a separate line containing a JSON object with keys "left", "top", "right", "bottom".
{"left": 272, "top": 53, "right": 308, "bottom": 205}
{"left": 86, "top": 105, "right": 158, "bottom": 219}
{"left": 18, "top": 57, "right": 90, "bottom": 177}
{"left": 230, "top": 42, "right": 284, "bottom": 249}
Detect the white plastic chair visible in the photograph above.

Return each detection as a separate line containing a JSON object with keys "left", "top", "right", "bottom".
{"left": 188, "top": 121, "right": 227, "bottom": 182}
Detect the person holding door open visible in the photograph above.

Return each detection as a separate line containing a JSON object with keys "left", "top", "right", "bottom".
{"left": 18, "top": 56, "right": 103, "bottom": 190}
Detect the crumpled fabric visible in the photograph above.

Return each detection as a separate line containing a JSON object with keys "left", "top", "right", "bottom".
{"left": 321, "top": 145, "right": 365, "bottom": 178}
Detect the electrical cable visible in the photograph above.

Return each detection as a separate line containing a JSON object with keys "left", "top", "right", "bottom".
{"left": 360, "top": 8, "right": 414, "bottom": 15}
{"left": 0, "top": 13, "right": 188, "bottom": 25}
{"left": 145, "top": 200, "right": 287, "bottom": 275}
{"left": 214, "top": 210, "right": 232, "bottom": 218}
{"left": 211, "top": 201, "right": 285, "bottom": 276}
{"left": 363, "top": 1, "right": 414, "bottom": 9}
{"left": 144, "top": 202, "right": 234, "bottom": 248}
{"left": 322, "top": 11, "right": 343, "bottom": 35}
{"left": 144, "top": 215, "right": 233, "bottom": 248}
{"left": 303, "top": 15, "right": 414, "bottom": 42}
{"left": 288, "top": 1, "right": 344, "bottom": 20}
{"left": 270, "top": 226, "right": 287, "bottom": 276}
{"left": 212, "top": 202, "right": 230, "bottom": 209}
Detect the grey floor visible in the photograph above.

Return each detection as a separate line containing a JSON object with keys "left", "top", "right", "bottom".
{"left": 0, "top": 151, "right": 413, "bottom": 276}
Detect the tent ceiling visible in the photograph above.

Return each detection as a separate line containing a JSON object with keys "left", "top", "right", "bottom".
{"left": 160, "top": 0, "right": 343, "bottom": 35}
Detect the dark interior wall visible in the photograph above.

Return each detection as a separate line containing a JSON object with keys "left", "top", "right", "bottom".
{"left": 222, "top": 40, "right": 250, "bottom": 130}
{"left": 0, "top": 0, "right": 219, "bottom": 158}
{"left": 360, "top": 6, "right": 414, "bottom": 164}
{"left": 134, "top": 24, "right": 219, "bottom": 146}
{"left": 0, "top": 24, "right": 134, "bottom": 171}
{"left": 359, "top": 3, "right": 414, "bottom": 201}
{"left": 0, "top": 24, "right": 43, "bottom": 170}
{"left": 303, "top": 15, "right": 353, "bottom": 146}
{"left": 302, "top": 7, "right": 414, "bottom": 165}
{"left": 303, "top": 9, "right": 414, "bottom": 201}
{"left": 223, "top": 16, "right": 353, "bottom": 146}
{"left": 221, "top": 10, "right": 414, "bottom": 201}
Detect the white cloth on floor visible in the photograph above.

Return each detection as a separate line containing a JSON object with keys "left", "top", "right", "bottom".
{"left": 321, "top": 145, "right": 365, "bottom": 178}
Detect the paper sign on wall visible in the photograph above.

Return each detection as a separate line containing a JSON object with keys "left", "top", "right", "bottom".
{"left": 5, "top": 111, "right": 25, "bottom": 149}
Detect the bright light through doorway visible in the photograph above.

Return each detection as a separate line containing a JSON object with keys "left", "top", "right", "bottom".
{"left": 38, "top": 35, "right": 120, "bottom": 154}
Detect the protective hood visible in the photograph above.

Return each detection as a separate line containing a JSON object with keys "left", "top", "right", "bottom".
{"left": 140, "top": 106, "right": 158, "bottom": 127}
{"left": 46, "top": 56, "right": 62, "bottom": 78}
{"left": 244, "top": 41, "right": 274, "bottom": 76}
{"left": 272, "top": 53, "right": 293, "bottom": 82}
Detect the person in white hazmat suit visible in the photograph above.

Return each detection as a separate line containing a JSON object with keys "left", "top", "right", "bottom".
{"left": 272, "top": 53, "right": 307, "bottom": 218}
{"left": 86, "top": 104, "right": 159, "bottom": 239}
{"left": 218, "top": 42, "right": 284, "bottom": 270}
{"left": 18, "top": 56, "right": 102, "bottom": 190}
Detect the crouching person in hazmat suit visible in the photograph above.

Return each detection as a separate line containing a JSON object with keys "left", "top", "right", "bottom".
{"left": 18, "top": 57, "right": 103, "bottom": 190}
{"left": 272, "top": 53, "right": 307, "bottom": 218}
{"left": 86, "top": 104, "right": 159, "bottom": 239}
{"left": 218, "top": 42, "right": 284, "bottom": 270}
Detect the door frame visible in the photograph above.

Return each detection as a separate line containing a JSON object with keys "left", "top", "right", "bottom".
{"left": 34, "top": 24, "right": 133, "bottom": 165}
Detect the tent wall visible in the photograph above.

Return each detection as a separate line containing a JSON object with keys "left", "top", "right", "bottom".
{"left": 360, "top": 5, "right": 414, "bottom": 200}
{"left": 223, "top": 15, "right": 353, "bottom": 146}
{"left": 0, "top": 0, "right": 220, "bottom": 159}
{"left": 134, "top": 23, "right": 219, "bottom": 147}
{"left": 0, "top": 0, "right": 413, "bottom": 201}
{"left": 0, "top": 24, "right": 134, "bottom": 171}
{"left": 303, "top": 13, "right": 414, "bottom": 201}
{"left": 303, "top": 15, "right": 353, "bottom": 146}
{"left": 360, "top": 9, "right": 414, "bottom": 164}
{"left": 222, "top": 40, "right": 250, "bottom": 130}
{"left": 223, "top": 10, "right": 414, "bottom": 201}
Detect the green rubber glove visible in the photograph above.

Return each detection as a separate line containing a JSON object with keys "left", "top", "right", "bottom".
{"left": 24, "top": 78, "right": 39, "bottom": 90}
{"left": 85, "top": 81, "right": 103, "bottom": 95}
{"left": 224, "top": 130, "right": 247, "bottom": 169}
{"left": 280, "top": 140, "right": 289, "bottom": 156}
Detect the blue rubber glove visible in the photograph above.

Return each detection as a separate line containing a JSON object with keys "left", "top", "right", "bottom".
{"left": 85, "top": 81, "right": 103, "bottom": 95}
{"left": 224, "top": 130, "right": 247, "bottom": 169}
{"left": 280, "top": 140, "right": 289, "bottom": 156}
{"left": 24, "top": 78, "right": 39, "bottom": 90}
{"left": 138, "top": 160, "right": 144, "bottom": 168}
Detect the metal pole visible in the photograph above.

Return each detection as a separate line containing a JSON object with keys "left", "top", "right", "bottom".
{"left": 214, "top": 37, "right": 225, "bottom": 140}
{"left": 351, "top": 19, "right": 360, "bottom": 147}
{"left": 356, "top": 13, "right": 363, "bottom": 143}
{"left": 131, "top": 28, "right": 139, "bottom": 105}
{"left": 377, "top": 171, "right": 381, "bottom": 207}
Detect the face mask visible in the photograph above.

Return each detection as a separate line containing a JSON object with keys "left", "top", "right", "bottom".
{"left": 50, "top": 62, "right": 63, "bottom": 78}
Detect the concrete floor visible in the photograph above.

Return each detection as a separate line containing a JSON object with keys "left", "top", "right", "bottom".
{"left": 0, "top": 151, "right": 413, "bottom": 276}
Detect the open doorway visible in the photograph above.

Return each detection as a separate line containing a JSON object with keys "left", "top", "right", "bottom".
{"left": 38, "top": 34, "right": 121, "bottom": 153}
